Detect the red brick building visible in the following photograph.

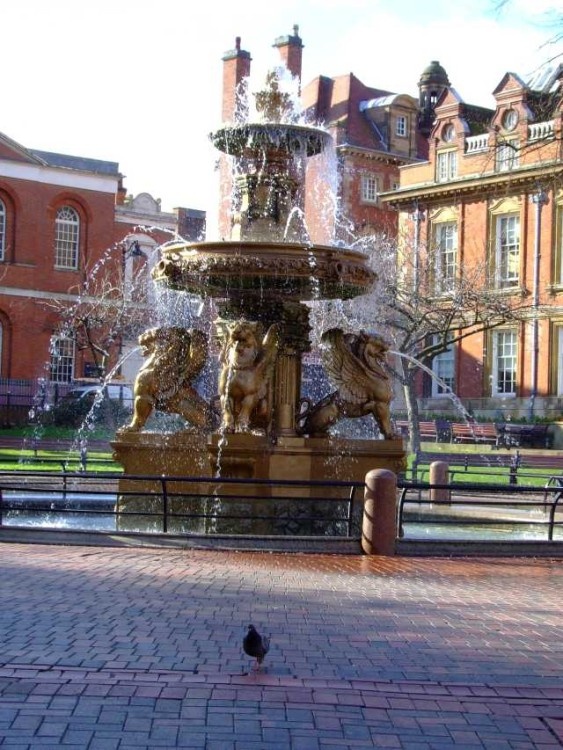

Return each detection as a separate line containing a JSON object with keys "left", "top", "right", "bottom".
{"left": 218, "top": 28, "right": 437, "bottom": 245}
{"left": 384, "top": 63, "right": 563, "bottom": 419}
{"left": 0, "top": 132, "right": 205, "bottom": 397}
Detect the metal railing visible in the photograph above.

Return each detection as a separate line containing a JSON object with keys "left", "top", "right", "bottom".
{"left": 2, "top": 470, "right": 563, "bottom": 545}
{"left": 397, "top": 480, "right": 563, "bottom": 541}
{"left": 0, "top": 471, "right": 362, "bottom": 539}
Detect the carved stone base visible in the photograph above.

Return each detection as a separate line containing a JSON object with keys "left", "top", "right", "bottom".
{"left": 112, "top": 430, "right": 406, "bottom": 535}
{"left": 113, "top": 430, "right": 406, "bottom": 481}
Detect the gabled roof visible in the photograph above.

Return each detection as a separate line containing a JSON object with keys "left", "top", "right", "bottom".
{"left": 0, "top": 131, "right": 47, "bottom": 165}
{"left": 492, "top": 71, "right": 528, "bottom": 96}
{"left": 31, "top": 150, "right": 120, "bottom": 176}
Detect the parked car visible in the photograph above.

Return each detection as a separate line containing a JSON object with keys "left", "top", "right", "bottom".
{"left": 62, "top": 383, "right": 134, "bottom": 405}
{"left": 53, "top": 383, "right": 133, "bottom": 427}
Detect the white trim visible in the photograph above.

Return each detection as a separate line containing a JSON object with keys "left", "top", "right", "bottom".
{"left": 0, "top": 286, "right": 82, "bottom": 301}
{"left": 557, "top": 327, "right": 563, "bottom": 396}
{"left": 0, "top": 160, "right": 117, "bottom": 194}
{"left": 491, "top": 329, "right": 517, "bottom": 396}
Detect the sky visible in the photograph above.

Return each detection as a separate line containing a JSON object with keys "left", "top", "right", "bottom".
{"left": 2, "top": 0, "right": 561, "bottom": 229}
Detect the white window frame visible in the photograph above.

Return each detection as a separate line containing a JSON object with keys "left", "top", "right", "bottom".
{"left": 436, "top": 150, "right": 457, "bottom": 182}
{"left": 55, "top": 206, "right": 80, "bottom": 269}
{"left": 361, "top": 175, "right": 379, "bottom": 204}
{"left": 557, "top": 206, "right": 563, "bottom": 284}
{"left": 0, "top": 199, "right": 5, "bottom": 261}
{"left": 396, "top": 115, "right": 407, "bottom": 137}
{"left": 49, "top": 336, "right": 75, "bottom": 383}
{"left": 496, "top": 138, "right": 519, "bottom": 172}
{"left": 557, "top": 327, "right": 563, "bottom": 396}
{"left": 434, "top": 222, "right": 457, "bottom": 293}
{"left": 431, "top": 335, "right": 455, "bottom": 396}
{"left": 491, "top": 329, "right": 517, "bottom": 396}
{"left": 495, "top": 214, "right": 520, "bottom": 289}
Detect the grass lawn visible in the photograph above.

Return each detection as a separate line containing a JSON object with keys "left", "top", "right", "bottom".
{"left": 0, "top": 425, "right": 113, "bottom": 441}
{"left": 0, "top": 448, "right": 120, "bottom": 473}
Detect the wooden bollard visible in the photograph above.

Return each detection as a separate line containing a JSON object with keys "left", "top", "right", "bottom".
{"left": 362, "top": 468, "right": 397, "bottom": 556}
{"left": 429, "top": 461, "right": 450, "bottom": 503}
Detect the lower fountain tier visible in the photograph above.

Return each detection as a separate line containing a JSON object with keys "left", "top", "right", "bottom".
{"left": 112, "top": 431, "right": 406, "bottom": 482}
{"left": 152, "top": 241, "right": 376, "bottom": 300}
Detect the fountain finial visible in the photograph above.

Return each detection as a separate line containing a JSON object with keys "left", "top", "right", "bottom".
{"left": 254, "top": 69, "right": 294, "bottom": 122}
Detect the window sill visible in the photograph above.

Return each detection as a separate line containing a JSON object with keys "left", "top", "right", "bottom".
{"left": 488, "top": 285, "right": 528, "bottom": 297}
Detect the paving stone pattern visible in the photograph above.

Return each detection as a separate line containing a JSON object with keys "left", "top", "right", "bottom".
{"left": 0, "top": 544, "right": 562, "bottom": 748}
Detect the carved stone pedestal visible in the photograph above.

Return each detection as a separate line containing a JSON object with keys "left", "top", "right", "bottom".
{"left": 112, "top": 430, "right": 406, "bottom": 536}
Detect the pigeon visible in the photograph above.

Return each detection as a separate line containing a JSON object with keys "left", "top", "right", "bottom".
{"left": 243, "top": 624, "right": 270, "bottom": 670}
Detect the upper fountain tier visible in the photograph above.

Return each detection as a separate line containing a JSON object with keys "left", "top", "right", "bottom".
{"left": 151, "top": 66, "right": 376, "bottom": 303}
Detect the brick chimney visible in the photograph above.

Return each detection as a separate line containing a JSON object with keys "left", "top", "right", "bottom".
{"left": 221, "top": 36, "right": 252, "bottom": 123}
{"left": 273, "top": 25, "right": 303, "bottom": 81}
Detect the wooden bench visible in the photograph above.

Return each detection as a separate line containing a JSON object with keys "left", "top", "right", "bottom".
{"left": 409, "top": 450, "right": 518, "bottom": 483}
{"left": 450, "top": 422, "right": 499, "bottom": 445}
{"left": 394, "top": 420, "right": 438, "bottom": 441}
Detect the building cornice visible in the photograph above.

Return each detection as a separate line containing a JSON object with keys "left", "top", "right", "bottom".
{"left": 380, "top": 161, "right": 563, "bottom": 206}
{"left": 336, "top": 142, "right": 421, "bottom": 167}
{"left": 0, "top": 159, "right": 118, "bottom": 194}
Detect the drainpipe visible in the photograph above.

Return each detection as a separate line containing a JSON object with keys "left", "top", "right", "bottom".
{"left": 412, "top": 205, "right": 425, "bottom": 291}
{"left": 529, "top": 190, "right": 548, "bottom": 420}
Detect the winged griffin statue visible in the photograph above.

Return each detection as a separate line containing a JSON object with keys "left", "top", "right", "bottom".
{"left": 297, "top": 327, "right": 395, "bottom": 439}
{"left": 121, "top": 326, "right": 216, "bottom": 432}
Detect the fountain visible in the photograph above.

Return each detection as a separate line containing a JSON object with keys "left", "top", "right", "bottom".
{"left": 112, "top": 53, "right": 406, "bottom": 528}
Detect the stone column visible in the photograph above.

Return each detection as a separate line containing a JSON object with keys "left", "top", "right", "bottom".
{"left": 362, "top": 469, "right": 397, "bottom": 555}
{"left": 429, "top": 461, "right": 450, "bottom": 504}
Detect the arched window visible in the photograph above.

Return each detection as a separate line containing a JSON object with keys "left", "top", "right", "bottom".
{"left": 0, "top": 199, "right": 5, "bottom": 261}
{"left": 54, "top": 206, "right": 80, "bottom": 269}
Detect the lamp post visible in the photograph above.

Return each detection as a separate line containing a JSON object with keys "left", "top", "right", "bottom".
{"left": 529, "top": 190, "right": 548, "bottom": 420}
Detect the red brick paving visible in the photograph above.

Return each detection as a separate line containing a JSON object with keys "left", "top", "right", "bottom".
{"left": 0, "top": 544, "right": 562, "bottom": 748}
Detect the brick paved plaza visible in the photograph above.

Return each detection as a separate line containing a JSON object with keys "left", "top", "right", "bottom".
{"left": 0, "top": 543, "right": 562, "bottom": 748}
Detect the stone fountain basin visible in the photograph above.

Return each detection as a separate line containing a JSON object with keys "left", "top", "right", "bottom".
{"left": 210, "top": 123, "right": 332, "bottom": 157}
{"left": 152, "top": 241, "right": 376, "bottom": 301}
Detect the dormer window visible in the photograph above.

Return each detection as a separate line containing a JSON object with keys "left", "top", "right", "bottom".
{"left": 502, "top": 109, "right": 518, "bottom": 131}
{"left": 436, "top": 150, "right": 457, "bottom": 182}
{"left": 396, "top": 115, "right": 407, "bottom": 137}
{"left": 496, "top": 138, "right": 519, "bottom": 172}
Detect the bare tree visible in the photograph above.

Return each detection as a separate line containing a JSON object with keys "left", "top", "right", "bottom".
{"left": 311, "top": 232, "right": 537, "bottom": 451}
{"left": 42, "top": 248, "right": 152, "bottom": 382}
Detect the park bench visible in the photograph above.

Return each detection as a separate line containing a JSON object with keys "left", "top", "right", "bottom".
{"left": 512, "top": 452, "right": 563, "bottom": 481}
{"left": 409, "top": 449, "right": 563, "bottom": 486}
{"left": 496, "top": 423, "right": 550, "bottom": 449}
{"left": 450, "top": 422, "right": 499, "bottom": 445}
{"left": 394, "top": 420, "right": 438, "bottom": 441}
{"left": 409, "top": 450, "right": 518, "bottom": 483}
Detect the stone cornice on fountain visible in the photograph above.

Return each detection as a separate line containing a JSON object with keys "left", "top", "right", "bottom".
{"left": 153, "top": 240, "right": 376, "bottom": 300}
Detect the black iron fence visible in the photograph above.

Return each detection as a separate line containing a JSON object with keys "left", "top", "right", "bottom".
{"left": 0, "top": 472, "right": 362, "bottom": 539}
{"left": 1, "top": 471, "right": 563, "bottom": 544}
{"left": 397, "top": 480, "right": 563, "bottom": 542}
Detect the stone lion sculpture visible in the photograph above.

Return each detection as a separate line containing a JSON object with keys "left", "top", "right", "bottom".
{"left": 297, "top": 327, "right": 395, "bottom": 439}
{"left": 218, "top": 320, "right": 281, "bottom": 433}
{"left": 121, "top": 326, "right": 215, "bottom": 432}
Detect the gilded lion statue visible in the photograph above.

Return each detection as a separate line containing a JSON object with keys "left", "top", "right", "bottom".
{"left": 121, "top": 326, "right": 215, "bottom": 432}
{"left": 297, "top": 327, "right": 395, "bottom": 439}
{"left": 218, "top": 320, "right": 281, "bottom": 433}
